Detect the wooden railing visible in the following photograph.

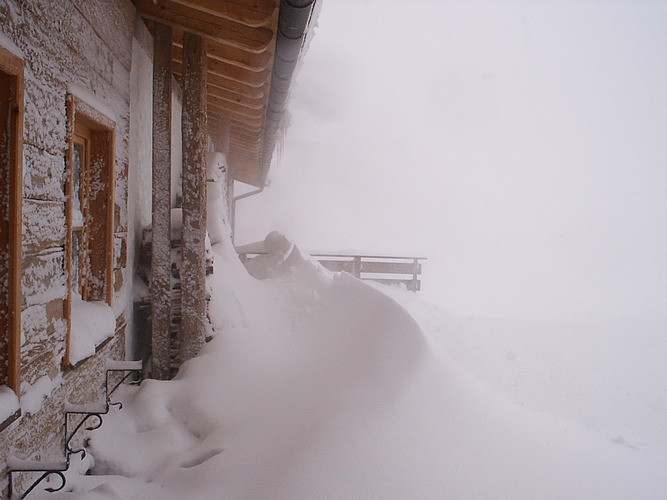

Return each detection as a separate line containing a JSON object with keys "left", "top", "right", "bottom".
{"left": 239, "top": 251, "right": 425, "bottom": 292}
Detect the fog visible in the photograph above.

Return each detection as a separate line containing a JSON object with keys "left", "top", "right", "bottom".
{"left": 236, "top": 0, "right": 667, "bottom": 321}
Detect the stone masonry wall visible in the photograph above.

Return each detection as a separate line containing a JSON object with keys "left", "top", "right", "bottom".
{"left": 0, "top": 0, "right": 137, "bottom": 495}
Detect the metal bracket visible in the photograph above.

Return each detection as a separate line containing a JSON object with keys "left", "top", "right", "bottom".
{"left": 8, "top": 362, "right": 142, "bottom": 499}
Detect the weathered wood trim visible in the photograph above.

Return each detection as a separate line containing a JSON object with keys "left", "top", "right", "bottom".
{"left": 106, "top": 129, "right": 116, "bottom": 307}
{"left": 151, "top": 22, "right": 173, "bottom": 380}
{"left": 0, "top": 47, "right": 24, "bottom": 396}
{"left": 180, "top": 32, "right": 208, "bottom": 362}
{"left": 64, "top": 96, "right": 75, "bottom": 367}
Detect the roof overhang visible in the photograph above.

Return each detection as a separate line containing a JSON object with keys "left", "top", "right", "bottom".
{"left": 133, "top": 0, "right": 316, "bottom": 187}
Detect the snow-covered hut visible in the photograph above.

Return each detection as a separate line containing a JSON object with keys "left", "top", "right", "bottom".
{"left": 0, "top": 0, "right": 316, "bottom": 494}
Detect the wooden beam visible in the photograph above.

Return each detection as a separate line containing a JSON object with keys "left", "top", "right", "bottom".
{"left": 229, "top": 138, "right": 262, "bottom": 151}
{"left": 206, "top": 106, "right": 265, "bottom": 126}
{"left": 135, "top": 0, "right": 273, "bottom": 53}
{"left": 151, "top": 22, "right": 173, "bottom": 380}
{"left": 173, "top": 46, "right": 270, "bottom": 87}
{"left": 173, "top": 29, "right": 272, "bottom": 72}
{"left": 208, "top": 94, "right": 265, "bottom": 119}
{"left": 361, "top": 261, "right": 423, "bottom": 275}
{"left": 207, "top": 85, "right": 266, "bottom": 110}
{"left": 174, "top": 62, "right": 268, "bottom": 99}
{"left": 180, "top": 32, "right": 208, "bottom": 362}
{"left": 169, "top": 0, "right": 277, "bottom": 28}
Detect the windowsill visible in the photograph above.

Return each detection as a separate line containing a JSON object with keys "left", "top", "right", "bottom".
{"left": 0, "top": 408, "right": 21, "bottom": 432}
{"left": 67, "top": 334, "right": 114, "bottom": 369}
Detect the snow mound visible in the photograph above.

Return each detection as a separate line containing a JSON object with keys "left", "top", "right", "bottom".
{"left": 55, "top": 233, "right": 666, "bottom": 499}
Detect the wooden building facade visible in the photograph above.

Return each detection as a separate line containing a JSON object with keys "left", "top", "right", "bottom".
{"left": 0, "top": 0, "right": 316, "bottom": 494}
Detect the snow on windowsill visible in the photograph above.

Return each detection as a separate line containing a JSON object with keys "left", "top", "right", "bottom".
{"left": 69, "top": 294, "right": 116, "bottom": 365}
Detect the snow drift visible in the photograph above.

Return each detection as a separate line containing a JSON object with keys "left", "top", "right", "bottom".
{"left": 45, "top": 233, "right": 667, "bottom": 499}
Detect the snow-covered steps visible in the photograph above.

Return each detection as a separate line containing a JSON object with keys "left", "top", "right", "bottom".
{"left": 8, "top": 359, "right": 144, "bottom": 498}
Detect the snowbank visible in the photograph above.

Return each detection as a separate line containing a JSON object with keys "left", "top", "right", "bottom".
{"left": 44, "top": 233, "right": 667, "bottom": 499}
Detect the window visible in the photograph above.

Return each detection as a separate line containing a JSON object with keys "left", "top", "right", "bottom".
{"left": 65, "top": 95, "right": 115, "bottom": 365}
{"left": 0, "top": 47, "right": 24, "bottom": 396}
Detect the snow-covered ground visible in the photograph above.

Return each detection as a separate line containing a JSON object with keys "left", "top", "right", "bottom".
{"left": 38, "top": 234, "right": 667, "bottom": 499}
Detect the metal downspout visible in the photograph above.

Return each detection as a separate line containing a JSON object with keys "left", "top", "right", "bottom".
{"left": 231, "top": 186, "right": 265, "bottom": 244}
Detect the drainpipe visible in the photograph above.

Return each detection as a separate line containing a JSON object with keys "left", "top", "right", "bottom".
{"left": 231, "top": 185, "right": 265, "bottom": 244}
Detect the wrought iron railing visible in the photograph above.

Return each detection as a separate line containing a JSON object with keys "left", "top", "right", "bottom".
{"left": 8, "top": 361, "right": 142, "bottom": 499}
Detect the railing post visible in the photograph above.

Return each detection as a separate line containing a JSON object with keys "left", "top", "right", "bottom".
{"left": 353, "top": 256, "right": 361, "bottom": 278}
{"left": 411, "top": 258, "right": 419, "bottom": 292}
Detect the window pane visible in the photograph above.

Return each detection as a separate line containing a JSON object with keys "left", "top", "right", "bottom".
{"left": 72, "top": 229, "right": 81, "bottom": 296}
{"left": 73, "top": 141, "right": 84, "bottom": 227}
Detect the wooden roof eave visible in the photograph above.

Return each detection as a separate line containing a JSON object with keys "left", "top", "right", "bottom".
{"left": 134, "top": 0, "right": 316, "bottom": 188}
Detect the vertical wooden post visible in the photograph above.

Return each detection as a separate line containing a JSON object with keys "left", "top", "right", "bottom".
{"left": 411, "top": 258, "right": 419, "bottom": 292}
{"left": 180, "top": 32, "right": 208, "bottom": 362}
{"left": 151, "top": 22, "right": 173, "bottom": 379}
{"left": 353, "top": 256, "right": 361, "bottom": 279}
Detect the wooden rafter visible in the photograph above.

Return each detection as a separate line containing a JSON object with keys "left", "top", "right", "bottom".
{"left": 173, "top": 62, "right": 268, "bottom": 99}
{"left": 168, "top": 0, "right": 276, "bottom": 28}
{"left": 136, "top": 0, "right": 287, "bottom": 186}
{"left": 207, "top": 85, "right": 265, "bottom": 110}
{"left": 173, "top": 30, "right": 273, "bottom": 72}
{"left": 135, "top": 0, "right": 273, "bottom": 53}
{"left": 208, "top": 96, "right": 265, "bottom": 120}
{"left": 173, "top": 46, "right": 270, "bottom": 87}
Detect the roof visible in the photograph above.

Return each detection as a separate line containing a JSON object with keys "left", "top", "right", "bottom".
{"left": 133, "top": 0, "right": 316, "bottom": 187}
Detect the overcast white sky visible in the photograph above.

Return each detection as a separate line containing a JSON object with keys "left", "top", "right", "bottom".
{"left": 236, "top": 0, "right": 667, "bottom": 322}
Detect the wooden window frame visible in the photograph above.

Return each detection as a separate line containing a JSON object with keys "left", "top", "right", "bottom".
{"left": 0, "top": 47, "right": 24, "bottom": 397}
{"left": 64, "top": 95, "right": 115, "bottom": 366}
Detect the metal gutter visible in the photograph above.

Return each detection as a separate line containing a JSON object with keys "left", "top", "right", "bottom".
{"left": 258, "top": 0, "right": 317, "bottom": 185}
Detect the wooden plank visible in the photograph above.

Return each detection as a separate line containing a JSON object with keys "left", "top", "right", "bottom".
{"left": 361, "top": 261, "right": 422, "bottom": 275}
{"left": 0, "top": 70, "right": 11, "bottom": 387}
{"left": 229, "top": 139, "right": 261, "bottom": 154}
{"left": 151, "top": 23, "right": 173, "bottom": 380}
{"left": 229, "top": 133, "right": 262, "bottom": 147}
{"left": 169, "top": 0, "right": 277, "bottom": 28}
{"left": 64, "top": 94, "right": 75, "bottom": 367}
{"left": 208, "top": 94, "right": 265, "bottom": 119}
{"left": 173, "top": 46, "right": 270, "bottom": 86}
{"left": 135, "top": 0, "right": 274, "bottom": 53}
{"left": 174, "top": 62, "right": 268, "bottom": 99}
{"left": 217, "top": 109, "right": 265, "bottom": 127}
{"left": 173, "top": 29, "right": 272, "bottom": 72}
{"left": 207, "top": 85, "right": 266, "bottom": 110}
{"left": 180, "top": 32, "right": 208, "bottom": 362}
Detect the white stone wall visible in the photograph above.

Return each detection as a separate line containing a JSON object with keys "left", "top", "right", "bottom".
{"left": 0, "top": 0, "right": 137, "bottom": 493}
